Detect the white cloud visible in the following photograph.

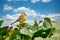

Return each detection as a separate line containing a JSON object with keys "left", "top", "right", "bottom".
{"left": 31, "top": 0, "right": 51, "bottom": 3}
{"left": 40, "top": 13, "right": 60, "bottom": 22}
{"left": 1, "top": 13, "right": 60, "bottom": 27}
{"left": 25, "top": 20, "right": 34, "bottom": 25}
{"left": 4, "top": 4, "right": 13, "bottom": 10}
{"left": 2, "top": 6, "right": 60, "bottom": 26}
{"left": 3, "top": 14, "right": 21, "bottom": 20}
{"left": 40, "top": 14, "right": 46, "bottom": 17}
{"left": 31, "top": 0, "right": 40, "bottom": 3}
{"left": 2, "top": 12, "right": 60, "bottom": 27}
{"left": 7, "top": 0, "right": 27, "bottom": 2}
{"left": 2, "top": 6, "right": 41, "bottom": 26}
{"left": 47, "top": 14, "right": 60, "bottom": 22}
{"left": 41, "top": 0, "right": 51, "bottom": 2}
{"left": 2, "top": 14, "right": 21, "bottom": 26}
{"left": 14, "top": 7, "right": 40, "bottom": 17}
{"left": 7, "top": 0, "right": 51, "bottom": 3}
{"left": 40, "top": 13, "right": 60, "bottom": 18}
{"left": 47, "top": 14, "right": 60, "bottom": 17}
{"left": 1, "top": 14, "right": 35, "bottom": 26}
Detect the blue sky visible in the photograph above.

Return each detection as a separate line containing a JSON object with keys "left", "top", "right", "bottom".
{"left": 0, "top": 0, "right": 60, "bottom": 26}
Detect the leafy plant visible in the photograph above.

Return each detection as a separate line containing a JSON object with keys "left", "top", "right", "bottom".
{"left": 0, "top": 18, "right": 59, "bottom": 40}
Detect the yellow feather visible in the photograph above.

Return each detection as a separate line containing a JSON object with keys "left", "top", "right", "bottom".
{"left": 19, "top": 13, "right": 27, "bottom": 23}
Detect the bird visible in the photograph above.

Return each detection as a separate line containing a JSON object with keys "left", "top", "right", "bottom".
{"left": 11, "top": 13, "right": 27, "bottom": 25}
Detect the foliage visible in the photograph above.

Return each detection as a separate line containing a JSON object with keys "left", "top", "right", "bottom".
{"left": 0, "top": 18, "right": 60, "bottom": 40}
{"left": 0, "top": 20, "right": 4, "bottom": 27}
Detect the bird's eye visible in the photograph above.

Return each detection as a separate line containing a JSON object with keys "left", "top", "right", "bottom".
{"left": 21, "top": 15, "right": 24, "bottom": 18}
{"left": 20, "top": 16, "right": 22, "bottom": 18}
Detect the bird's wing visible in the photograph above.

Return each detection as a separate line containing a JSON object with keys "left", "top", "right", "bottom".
{"left": 10, "top": 15, "right": 23, "bottom": 25}
{"left": 17, "top": 15, "right": 23, "bottom": 21}
{"left": 10, "top": 21, "right": 16, "bottom": 25}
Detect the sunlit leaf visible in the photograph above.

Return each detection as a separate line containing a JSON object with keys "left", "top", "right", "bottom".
{"left": 20, "top": 27, "right": 31, "bottom": 35}
{"left": 19, "top": 23, "right": 28, "bottom": 28}
{"left": 32, "top": 28, "right": 55, "bottom": 40}
{"left": 0, "top": 20, "right": 4, "bottom": 27}
{"left": 43, "top": 22, "right": 52, "bottom": 29}
{"left": 43, "top": 18, "right": 52, "bottom": 29}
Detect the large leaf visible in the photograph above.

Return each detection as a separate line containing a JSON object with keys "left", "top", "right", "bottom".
{"left": 44, "top": 18, "right": 52, "bottom": 25}
{"left": 32, "top": 28, "right": 55, "bottom": 40}
{"left": 43, "top": 22, "right": 52, "bottom": 29}
{"left": 43, "top": 18, "right": 52, "bottom": 29}
{"left": 0, "top": 20, "right": 4, "bottom": 27}
{"left": 20, "top": 27, "right": 31, "bottom": 35}
{"left": 10, "top": 28, "right": 31, "bottom": 40}
{"left": 20, "top": 27, "right": 34, "bottom": 40}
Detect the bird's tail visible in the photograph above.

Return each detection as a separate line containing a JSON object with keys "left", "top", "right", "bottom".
{"left": 10, "top": 21, "right": 16, "bottom": 25}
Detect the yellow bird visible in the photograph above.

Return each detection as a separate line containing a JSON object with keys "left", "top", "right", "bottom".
{"left": 11, "top": 13, "right": 27, "bottom": 25}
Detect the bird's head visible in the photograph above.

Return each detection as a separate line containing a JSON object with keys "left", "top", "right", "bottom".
{"left": 22, "top": 13, "right": 27, "bottom": 16}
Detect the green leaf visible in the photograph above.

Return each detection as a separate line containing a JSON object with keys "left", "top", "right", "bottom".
{"left": 20, "top": 23, "right": 28, "bottom": 27}
{"left": 10, "top": 28, "right": 20, "bottom": 40}
{"left": 0, "top": 26, "right": 8, "bottom": 36}
{"left": 34, "top": 19, "right": 38, "bottom": 27}
{"left": 20, "top": 34, "right": 31, "bottom": 40}
{"left": 44, "top": 18, "right": 52, "bottom": 25}
{"left": 32, "top": 29, "right": 46, "bottom": 40}
{"left": 32, "top": 28, "right": 55, "bottom": 40}
{"left": 0, "top": 20, "right": 4, "bottom": 27}
{"left": 43, "top": 22, "right": 52, "bottom": 29}
{"left": 34, "top": 37, "right": 45, "bottom": 40}
{"left": 10, "top": 28, "right": 31, "bottom": 40}
{"left": 43, "top": 18, "right": 52, "bottom": 29}
{"left": 20, "top": 27, "right": 31, "bottom": 35}
{"left": 0, "top": 35, "right": 4, "bottom": 40}
{"left": 29, "top": 26, "right": 38, "bottom": 32}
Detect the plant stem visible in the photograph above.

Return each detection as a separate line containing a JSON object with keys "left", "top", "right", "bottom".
{"left": 46, "top": 25, "right": 53, "bottom": 38}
